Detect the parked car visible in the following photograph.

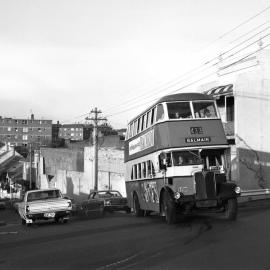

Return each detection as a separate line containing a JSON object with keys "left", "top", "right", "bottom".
{"left": 17, "top": 189, "right": 72, "bottom": 226}
{"left": 80, "top": 196, "right": 104, "bottom": 217}
{"left": 87, "top": 190, "right": 131, "bottom": 213}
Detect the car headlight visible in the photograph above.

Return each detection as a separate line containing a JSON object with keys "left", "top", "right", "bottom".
{"left": 235, "top": 186, "right": 241, "bottom": 194}
{"left": 104, "top": 200, "right": 111, "bottom": 205}
{"left": 174, "top": 192, "right": 181, "bottom": 200}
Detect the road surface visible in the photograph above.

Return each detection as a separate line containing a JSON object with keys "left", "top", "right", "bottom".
{"left": 0, "top": 206, "right": 270, "bottom": 270}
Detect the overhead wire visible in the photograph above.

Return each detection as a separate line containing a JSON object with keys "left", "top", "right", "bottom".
{"left": 65, "top": 6, "right": 270, "bottom": 125}
{"left": 104, "top": 31, "right": 270, "bottom": 117}
{"left": 198, "top": 5, "right": 270, "bottom": 51}
{"left": 103, "top": 18, "right": 270, "bottom": 116}
{"left": 105, "top": 41, "right": 270, "bottom": 119}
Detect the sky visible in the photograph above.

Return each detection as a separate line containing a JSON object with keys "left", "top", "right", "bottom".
{"left": 0, "top": 0, "right": 270, "bottom": 128}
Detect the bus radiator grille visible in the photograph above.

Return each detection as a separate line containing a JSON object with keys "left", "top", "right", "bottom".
{"left": 195, "top": 172, "right": 216, "bottom": 200}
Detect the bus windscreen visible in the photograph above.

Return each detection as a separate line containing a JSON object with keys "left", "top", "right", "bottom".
{"left": 167, "top": 102, "right": 192, "bottom": 119}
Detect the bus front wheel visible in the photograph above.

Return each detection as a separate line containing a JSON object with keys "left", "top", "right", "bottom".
{"left": 162, "top": 190, "right": 176, "bottom": 225}
{"left": 133, "top": 193, "right": 143, "bottom": 217}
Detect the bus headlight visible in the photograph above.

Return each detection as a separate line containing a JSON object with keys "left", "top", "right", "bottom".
{"left": 174, "top": 192, "right": 181, "bottom": 200}
{"left": 235, "top": 186, "right": 241, "bottom": 194}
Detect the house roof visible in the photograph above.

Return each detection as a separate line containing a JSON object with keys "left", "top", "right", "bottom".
{"left": 204, "top": 84, "right": 233, "bottom": 97}
{"left": 0, "top": 155, "right": 24, "bottom": 178}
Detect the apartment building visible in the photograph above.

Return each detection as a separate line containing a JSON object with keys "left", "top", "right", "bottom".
{"left": 58, "top": 124, "right": 92, "bottom": 141}
{"left": 0, "top": 114, "right": 52, "bottom": 148}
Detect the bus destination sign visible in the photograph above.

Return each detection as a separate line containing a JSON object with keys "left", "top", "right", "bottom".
{"left": 129, "top": 129, "right": 155, "bottom": 155}
{"left": 185, "top": 137, "right": 211, "bottom": 143}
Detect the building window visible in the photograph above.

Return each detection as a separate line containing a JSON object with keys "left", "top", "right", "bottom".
{"left": 38, "top": 128, "right": 42, "bottom": 132}
{"left": 7, "top": 127, "right": 11, "bottom": 131}
{"left": 23, "top": 135, "right": 28, "bottom": 140}
{"left": 22, "top": 120, "right": 27, "bottom": 124}
{"left": 23, "top": 127, "right": 28, "bottom": 132}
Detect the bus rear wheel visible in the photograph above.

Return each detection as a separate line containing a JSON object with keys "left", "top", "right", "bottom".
{"left": 162, "top": 190, "right": 176, "bottom": 225}
{"left": 133, "top": 193, "right": 143, "bottom": 217}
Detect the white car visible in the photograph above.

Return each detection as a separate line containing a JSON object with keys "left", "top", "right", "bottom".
{"left": 18, "top": 189, "right": 72, "bottom": 225}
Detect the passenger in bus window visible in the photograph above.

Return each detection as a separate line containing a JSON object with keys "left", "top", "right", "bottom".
{"left": 178, "top": 156, "right": 183, "bottom": 165}
{"left": 204, "top": 108, "right": 211, "bottom": 118}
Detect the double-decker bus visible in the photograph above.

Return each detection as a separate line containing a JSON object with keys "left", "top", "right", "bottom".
{"left": 124, "top": 93, "right": 241, "bottom": 224}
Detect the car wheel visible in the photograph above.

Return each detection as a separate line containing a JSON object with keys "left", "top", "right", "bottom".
{"left": 21, "top": 218, "right": 26, "bottom": 225}
{"left": 133, "top": 193, "right": 143, "bottom": 217}
{"left": 63, "top": 219, "right": 68, "bottom": 224}
{"left": 224, "top": 198, "right": 238, "bottom": 220}
{"left": 163, "top": 190, "right": 176, "bottom": 225}
{"left": 125, "top": 207, "right": 131, "bottom": 214}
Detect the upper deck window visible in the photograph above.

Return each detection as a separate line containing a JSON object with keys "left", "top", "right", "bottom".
{"left": 156, "top": 104, "right": 164, "bottom": 122}
{"left": 151, "top": 107, "right": 156, "bottom": 125}
{"left": 193, "top": 101, "right": 217, "bottom": 118}
{"left": 167, "top": 102, "right": 192, "bottom": 119}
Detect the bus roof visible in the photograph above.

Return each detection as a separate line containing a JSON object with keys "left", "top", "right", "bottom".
{"left": 157, "top": 93, "right": 213, "bottom": 103}
{"left": 129, "top": 92, "right": 213, "bottom": 124}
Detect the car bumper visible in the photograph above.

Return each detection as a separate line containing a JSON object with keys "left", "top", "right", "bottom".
{"left": 25, "top": 210, "right": 71, "bottom": 223}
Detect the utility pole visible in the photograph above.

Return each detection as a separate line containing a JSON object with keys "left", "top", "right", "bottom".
{"left": 86, "top": 108, "right": 107, "bottom": 191}
{"left": 29, "top": 143, "right": 32, "bottom": 190}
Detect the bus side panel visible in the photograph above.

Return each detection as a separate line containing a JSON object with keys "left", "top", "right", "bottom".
{"left": 126, "top": 178, "right": 164, "bottom": 213}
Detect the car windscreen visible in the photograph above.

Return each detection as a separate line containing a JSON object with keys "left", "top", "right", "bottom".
{"left": 27, "top": 190, "right": 61, "bottom": 202}
{"left": 98, "top": 191, "right": 122, "bottom": 198}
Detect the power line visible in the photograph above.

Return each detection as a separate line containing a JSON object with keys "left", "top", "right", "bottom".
{"left": 105, "top": 42, "right": 270, "bottom": 119}
{"left": 229, "top": 19, "right": 270, "bottom": 45}
{"left": 103, "top": 22, "right": 270, "bottom": 116}
{"left": 105, "top": 31, "right": 270, "bottom": 117}
{"left": 199, "top": 5, "right": 270, "bottom": 51}
{"left": 65, "top": 7, "right": 270, "bottom": 125}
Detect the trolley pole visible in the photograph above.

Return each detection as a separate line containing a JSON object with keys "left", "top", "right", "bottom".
{"left": 86, "top": 108, "right": 107, "bottom": 191}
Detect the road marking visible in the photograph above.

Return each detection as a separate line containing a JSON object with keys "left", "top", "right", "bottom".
{"left": 95, "top": 253, "right": 141, "bottom": 270}
{"left": 0, "top": 231, "right": 18, "bottom": 235}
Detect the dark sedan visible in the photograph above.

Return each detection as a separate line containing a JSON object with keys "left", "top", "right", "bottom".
{"left": 88, "top": 190, "right": 131, "bottom": 213}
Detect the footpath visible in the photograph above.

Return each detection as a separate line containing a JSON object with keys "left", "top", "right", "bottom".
{"left": 1, "top": 197, "right": 270, "bottom": 227}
